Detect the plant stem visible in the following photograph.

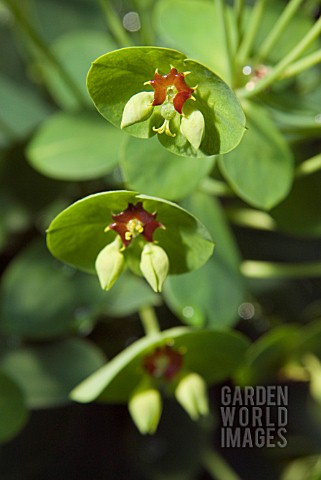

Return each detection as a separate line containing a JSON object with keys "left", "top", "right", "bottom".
{"left": 295, "top": 153, "right": 321, "bottom": 178}
{"left": 256, "top": 0, "right": 304, "bottom": 62}
{"left": 3, "top": 0, "right": 88, "bottom": 108}
{"left": 226, "top": 207, "right": 276, "bottom": 231}
{"left": 236, "top": 0, "right": 267, "bottom": 65}
{"left": 99, "top": 0, "right": 134, "bottom": 47}
{"left": 134, "top": 0, "right": 155, "bottom": 45}
{"left": 241, "top": 260, "right": 321, "bottom": 279}
{"left": 139, "top": 307, "right": 160, "bottom": 336}
{"left": 234, "top": 0, "right": 245, "bottom": 48}
{"left": 238, "top": 15, "right": 321, "bottom": 99}
{"left": 282, "top": 48, "right": 321, "bottom": 79}
{"left": 202, "top": 448, "right": 242, "bottom": 480}
{"left": 216, "top": 0, "right": 235, "bottom": 85}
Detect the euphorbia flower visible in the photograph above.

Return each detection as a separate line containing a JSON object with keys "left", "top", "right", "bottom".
{"left": 106, "top": 202, "right": 164, "bottom": 248}
{"left": 143, "top": 345, "right": 184, "bottom": 380}
{"left": 148, "top": 67, "right": 195, "bottom": 114}
{"left": 97, "top": 202, "right": 168, "bottom": 292}
{"left": 121, "top": 66, "right": 205, "bottom": 149}
{"left": 70, "top": 327, "right": 247, "bottom": 436}
{"left": 127, "top": 344, "right": 209, "bottom": 433}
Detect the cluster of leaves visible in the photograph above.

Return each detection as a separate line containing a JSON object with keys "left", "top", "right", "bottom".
{"left": 1, "top": 0, "right": 321, "bottom": 478}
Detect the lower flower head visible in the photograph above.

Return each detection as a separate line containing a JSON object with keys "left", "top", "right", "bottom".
{"left": 143, "top": 345, "right": 184, "bottom": 380}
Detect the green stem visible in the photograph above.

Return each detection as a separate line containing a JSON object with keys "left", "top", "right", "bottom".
{"left": 236, "top": 0, "right": 267, "bottom": 64}
{"left": 199, "top": 177, "right": 235, "bottom": 197}
{"left": 226, "top": 207, "right": 276, "bottom": 231}
{"left": 234, "top": 0, "right": 245, "bottom": 48}
{"left": 241, "top": 260, "right": 321, "bottom": 279}
{"left": 134, "top": 0, "right": 155, "bottom": 45}
{"left": 238, "top": 15, "right": 321, "bottom": 99}
{"left": 282, "top": 48, "right": 321, "bottom": 79}
{"left": 216, "top": 0, "right": 235, "bottom": 85}
{"left": 3, "top": 0, "right": 87, "bottom": 108}
{"left": 202, "top": 448, "right": 242, "bottom": 480}
{"left": 99, "top": 0, "right": 134, "bottom": 47}
{"left": 139, "top": 307, "right": 160, "bottom": 336}
{"left": 256, "top": 0, "right": 304, "bottom": 62}
{"left": 295, "top": 153, "right": 321, "bottom": 178}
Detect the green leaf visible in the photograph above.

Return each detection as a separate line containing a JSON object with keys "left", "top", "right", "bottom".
{"left": 271, "top": 171, "right": 321, "bottom": 237}
{"left": 27, "top": 111, "right": 122, "bottom": 181}
{"left": 235, "top": 325, "right": 300, "bottom": 385}
{"left": 0, "top": 241, "right": 93, "bottom": 339}
{"left": 164, "top": 256, "right": 245, "bottom": 328}
{"left": 153, "top": 0, "right": 232, "bottom": 81}
{"left": 219, "top": 101, "right": 294, "bottom": 210}
{"left": 163, "top": 192, "right": 245, "bottom": 328}
{"left": 39, "top": 30, "right": 117, "bottom": 111}
{"left": 0, "top": 240, "right": 157, "bottom": 339}
{"left": 0, "top": 371, "right": 29, "bottom": 444}
{"left": 87, "top": 46, "right": 246, "bottom": 157}
{"left": 70, "top": 327, "right": 250, "bottom": 403}
{"left": 46, "top": 190, "right": 214, "bottom": 275}
{"left": 0, "top": 338, "right": 106, "bottom": 408}
{"left": 0, "top": 73, "right": 50, "bottom": 147}
{"left": 120, "top": 135, "right": 215, "bottom": 200}
{"left": 282, "top": 456, "right": 321, "bottom": 480}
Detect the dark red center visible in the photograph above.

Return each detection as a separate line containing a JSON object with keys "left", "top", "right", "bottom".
{"left": 143, "top": 345, "right": 184, "bottom": 380}
{"left": 107, "top": 202, "right": 164, "bottom": 248}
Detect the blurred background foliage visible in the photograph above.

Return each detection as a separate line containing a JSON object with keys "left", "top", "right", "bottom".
{"left": 1, "top": 0, "right": 321, "bottom": 478}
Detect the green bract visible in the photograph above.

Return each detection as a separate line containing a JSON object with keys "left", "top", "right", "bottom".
{"left": 70, "top": 327, "right": 250, "bottom": 404}
{"left": 46, "top": 191, "right": 214, "bottom": 286}
{"left": 87, "top": 46, "right": 246, "bottom": 158}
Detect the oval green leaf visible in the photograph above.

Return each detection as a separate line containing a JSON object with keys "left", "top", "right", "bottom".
{"left": 87, "top": 46, "right": 246, "bottom": 157}
{"left": 39, "top": 30, "right": 117, "bottom": 111}
{"left": 163, "top": 192, "right": 245, "bottom": 327}
{"left": 271, "top": 171, "right": 321, "bottom": 237}
{"left": 27, "top": 111, "right": 122, "bottom": 181}
{"left": 235, "top": 325, "right": 300, "bottom": 386}
{"left": 0, "top": 338, "right": 106, "bottom": 408}
{"left": 46, "top": 190, "right": 214, "bottom": 275}
{"left": 153, "top": 0, "right": 232, "bottom": 81}
{"left": 219, "top": 101, "right": 294, "bottom": 210}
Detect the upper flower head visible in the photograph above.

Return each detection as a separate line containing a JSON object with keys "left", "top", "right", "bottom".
{"left": 148, "top": 67, "right": 195, "bottom": 114}
{"left": 106, "top": 202, "right": 164, "bottom": 248}
{"left": 121, "top": 65, "right": 204, "bottom": 147}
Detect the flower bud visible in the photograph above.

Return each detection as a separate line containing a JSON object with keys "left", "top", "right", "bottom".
{"left": 140, "top": 243, "right": 169, "bottom": 293}
{"left": 95, "top": 237, "right": 125, "bottom": 290}
{"left": 175, "top": 372, "right": 209, "bottom": 420}
{"left": 121, "top": 91, "right": 154, "bottom": 129}
{"left": 128, "top": 384, "right": 162, "bottom": 435}
{"left": 180, "top": 110, "right": 205, "bottom": 150}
